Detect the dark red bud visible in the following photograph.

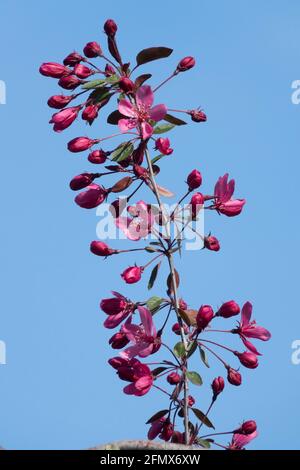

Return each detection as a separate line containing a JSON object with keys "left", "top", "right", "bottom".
{"left": 104, "top": 19, "right": 118, "bottom": 36}
{"left": 177, "top": 56, "right": 195, "bottom": 72}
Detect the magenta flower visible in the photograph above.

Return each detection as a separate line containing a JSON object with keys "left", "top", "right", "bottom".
{"left": 100, "top": 292, "right": 133, "bottom": 329}
{"left": 49, "top": 106, "right": 81, "bottom": 132}
{"left": 118, "top": 85, "right": 167, "bottom": 139}
{"left": 74, "top": 183, "right": 107, "bottom": 209}
{"left": 120, "top": 306, "right": 158, "bottom": 360}
{"left": 229, "top": 430, "right": 258, "bottom": 450}
{"left": 115, "top": 200, "right": 155, "bottom": 241}
{"left": 233, "top": 301, "right": 271, "bottom": 355}
{"left": 213, "top": 173, "right": 246, "bottom": 217}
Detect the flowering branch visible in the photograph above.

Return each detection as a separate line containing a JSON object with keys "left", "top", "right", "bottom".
{"left": 40, "top": 17, "right": 271, "bottom": 450}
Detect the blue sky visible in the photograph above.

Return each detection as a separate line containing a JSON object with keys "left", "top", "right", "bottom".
{"left": 1, "top": 0, "right": 300, "bottom": 450}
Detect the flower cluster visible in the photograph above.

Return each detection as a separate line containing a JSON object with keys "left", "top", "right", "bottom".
{"left": 40, "top": 18, "right": 270, "bottom": 450}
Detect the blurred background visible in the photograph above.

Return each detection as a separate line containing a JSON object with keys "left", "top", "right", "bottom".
{"left": 0, "top": 0, "right": 299, "bottom": 450}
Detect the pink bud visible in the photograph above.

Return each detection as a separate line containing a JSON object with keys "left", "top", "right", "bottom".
{"left": 83, "top": 41, "right": 102, "bottom": 58}
{"left": 188, "top": 395, "right": 195, "bottom": 406}
{"left": 90, "top": 241, "right": 116, "bottom": 257}
{"left": 179, "top": 298, "right": 188, "bottom": 310}
{"left": 82, "top": 105, "right": 99, "bottom": 124}
{"left": 236, "top": 420, "right": 257, "bottom": 435}
{"left": 100, "top": 296, "right": 128, "bottom": 315}
{"left": 88, "top": 149, "right": 107, "bottom": 164}
{"left": 204, "top": 235, "right": 220, "bottom": 252}
{"left": 212, "top": 376, "right": 225, "bottom": 397}
{"left": 39, "top": 62, "right": 71, "bottom": 78}
{"left": 109, "top": 331, "right": 130, "bottom": 349}
{"left": 68, "top": 137, "right": 99, "bottom": 153}
{"left": 227, "top": 367, "right": 242, "bottom": 386}
{"left": 187, "top": 169, "right": 202, "bottom": 190}
{"left": 155, "top": 137, "right": 173, "bottom": 155}
{"left": 121, "top": 266, "right": 143, "bottom": 284}
{"left": 217, "top": 300, "right": 240, "bottom": 318}
{"left": 172, "top": 323, "right": 188, "bottom": 335}
{"left": 63, "top": 52, "right": 84, "bottom": 66}
{"left": 74, "top": 64, "right": 94, "bottom": 79}
{"left": 74, "top": 184, "right": 107, "bottom": 209}
{"left": 104, "top": 19, "right": 118, "bottom": 36}
{"left": 235, "top": 351, "right": 258, "bottom": 369}
{"left": 167, "top": 372, "right": 181, "bottom": 385}
{"left": 108, "top": 356, "right": 127, "bottom": 369}
{"left": 196, "top": 305, "right": 214, "bottom": 330}
{"left": 49, "top": 106, "right": 81, "bottom": 132}
{"left": 47, "top": 95, "right": 75, "bottom": 109}
{"left": 177, "top": 56, "right": 196, "bottom": 72}
{"left": 58, "top": 75, "right": 82, "bottom": 90}
{"left": 69, "top": 173, "right": 95, "bottom": 191}
{"left": 105, "top": 64, "right": 116, "bottom": 76}
{"left": 189, "top": 109, "right": 207, "bottom": 123}
{"left": 119, "top": 77, "right": 135, "bottom": 93}
{"left": 190, "top": 192, "right": 204, "bottom": 218}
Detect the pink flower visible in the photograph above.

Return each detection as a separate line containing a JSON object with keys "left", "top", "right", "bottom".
{"left": 49, "top": 106, "right": 81, "bottom": 132}
{"left": 233, "top": 302, "right": 271, "bottom": 355}
{"left": 176, "top": 56, "right": 196, "bottom": 72}
{"left": 115, "top": 201, "right": 155, "bottom": 241}
{"left": 100, "top": 292, "right": 133, "bottom": 329}
{"left": 121, "top": 266, "right": 143, "bottom": 284}
{"left": 74, "top": 183, "right": 107, "bottom": 209}
{"left": 109, "top": 357, "right": 153, "bottom": 396}
{"left": 229, "top": 431, "right": 258, "bottom": 450}
{"left": 155, "top": 137, "right": 173, "bottom": 155}
{"left": 120, "top": 306, "right": 159, "bottom": 359}
{"left": 213, "top": 173, "right": 246, "bottom": 217}
{"left": 118, "top": 85, "right": 167, "bottom": 139}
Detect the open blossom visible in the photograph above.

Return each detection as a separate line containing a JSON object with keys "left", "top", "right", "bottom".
{"left": 109, "top": 357, "right": 153, "bottom": 396}
{"left": 120, "top": 306, "right": 159, "bottom": 359}
{"left": 118, "top": 85, "right": 167, "bottom": 139}
{"left": 49, "top": 106, "right": 81, "bottom": 132}
{"left": 100, "top": 292, "right": 133, "bottom": 329}
{"left": 233, "top": 302, "right": 271, "bottom": 355}
{"left": 229, "top": 431, "right": 258, "bottom": 450}
{"left": 115, "top": 201, "right": 154, "bottom": 241}
{"left": 213, "top": 173, "right": 246, "bottom": 217}
{"left": 74, "top": 183, "right": 107, "bottom": 209}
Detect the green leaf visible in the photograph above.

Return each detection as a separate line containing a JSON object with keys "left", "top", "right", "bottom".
{"left": 146, "top": 409, "right": 169, "bottom": 424}
{"left": 147, "top": 296, "right": 163, "bottom": 312}
{"left": 164, "top": 113, "right": 187, "bottom": 126}
{"left": 151, "top": 154, "right": 165, "bottom": 165}
{"left": 151, "top": 367, "right": 169, "bottom": 377}
{"left": 144, "top": 246, "right": 159, "bottom": 253}
{"left": 136, "top": 47, "right": 173, "bottom": 66}
{"left": 192, "top": 408, "right": 215, "bottom": 429}
{"left": 174, "top": 342, "right": 186, "bottom": 358}
{"left": 153, "top": 123, "right": 175, "bottom": 134}
{"left": 88, "top": 88, "right": 111, "bottom": 104}
{"left": 186, "top": 371, "right": 203, "bottom": 386}
{"left": 105, "top": 74, "right": 119, "bottom": 84}
{"left": 81, "top": 79, "right": 106, "bottom": 90}
{"left": 148, "top": 262, "right": 161, "bottom": 290}
{"left": 196, "top": 438, "right": 211, "bottom": 449}
{"left": 111, "top": 142, "right": 134, "bottom": 162}
{"left": 199, "top": 346, "right": 210, "bottom": 368}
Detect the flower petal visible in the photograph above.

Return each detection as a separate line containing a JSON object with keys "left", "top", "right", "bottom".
{"left": 118, "top": 118, "right": 137, "bottom": 133}
{"left": 118, "top": 99, "right": 136, "bottom": 117}
{"left": 141, "top": 121, "right": 153, "bottom": 139}
{"left": 138, "top": 306, "right": 153, "bottom": 336}
{"left": 241, "top": 301, "right": 252, "bottom": 326}
{"left": 136, "top": 85, "right": 154, "bottom": 108}
{"left": 149, "top": 104, "right": 167, "bottom": 122}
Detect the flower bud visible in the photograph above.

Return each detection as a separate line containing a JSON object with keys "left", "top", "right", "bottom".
{"left": 68, "top": 137, "right": 99, "bottom": 153}
{"left": 160, "top": 421, "right": 173, "bottom": 442}
{"left": 88, "top": 149, "right": 107, "bottom": 164}
{"left": 100, "top": 296, "right": 127, "bottom": 315}
{"left": 167, "top": 372, "right": 181, "bottom": 385}
{"left": 108, "top": 357, "right": 127, "bottom": 369}
{"left": 121, "top": 266, "right": 143, "bottom": 284}
{"left": 39, "top": 62, "right": 71, "bottom": 78}
{"left": 188, "top": 395, "right": 195, "bottom": 406}
{"left": 47, "top": 95, "right": 75, "bottom": 109}
{"left": 49, "top": 106, "right": 81, "bottom": 132}
{"left": 74, "top": 64, "right": 94, "bottom": 79}
{"left": 189, "top": 109, "right": 207, "bottom": 123}
{"left": 58, "top": 75, "right": 82, "bottom": 90}
{"left": 204, "top": 235, "right": 220, "bottom": 252}
{"left": 69, "top": 173, "right": 95, "bottom": 191}
{"left": 109, "top": 331, "right": 130, "bottom": 349}
{"left": 235, "top": 420, "right": 257, "bottom": 435}
{"left": 133, "top": 165, "right": 149, "bottom": 180}
{"left": 217, "top": 300, "right": 240, "bottom": 318}
{"left": 155, "top": 137, "right": 173, "bottom": 155}
{"left": 83, "top": 41, "right": 102, "bottom": 58}
{"left": 187, "top": 169, "right": 202, "bottom": 190}
{"left": 227, "top": 367, "right": 242, "bottom": 386}
{"left": 196, "top": 305, "right": 214, "bottom": 330}
{"left": 212, "top": 376, "right": 225, "bottom": 398}
{"left": 105, "top": 64, "right": 116, "bottom": 76}
{"left": 172, "top": 322, "right": 188, "bottom": 335}
{"left": 104, "top": 19, "right": 118, "bottom": 36}
{"left": 63, "top": 52, "right": 84, "bottom": 66}
{"left": 82, "top": 105, "right": 99, "bottom": 124}
{"left": 74, "top": 184, "right": 107, "bottom": 209}
{"left": 119, "top": 77, "right": 135, "bottom": 93}
{"left": 235, "top": 351, "right": 259, "bottom": 369}
{"left": 90, "top": 241, "right": 117, "bottom": 257}
{"left": 179, "top": 298, "right": 188, "bottom": 310}
{"left": 176, "top": 56, "right": 195, "bottom": 72}
{"left": 190, "top": 192, "right": 204, "bottom": 218}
